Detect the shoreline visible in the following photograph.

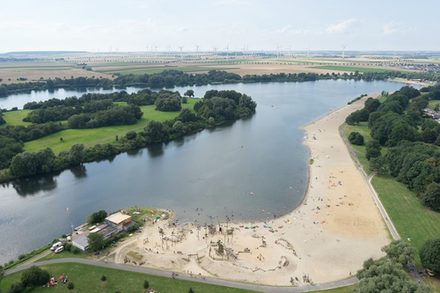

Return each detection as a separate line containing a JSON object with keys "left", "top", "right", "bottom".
{"left": 102, "top": 93, "right": 391, "bottom": 287}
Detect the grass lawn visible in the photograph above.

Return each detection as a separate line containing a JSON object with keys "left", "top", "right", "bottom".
{"left": 313, "top": 65, "right": 396, "bottom": 73}
{"left": 372, "top": 176, "right": 440, "bottom": 254}
{"left": 1, "top": 110, "right": 32, "bottom": 127}
{"left": 342, "top": 122, "right": 372, "bottom": 173}
{"left": 0, "top": 263, "right": 257, "bottom": 293}
{"left": 313, "top": 285, "right": 357, "bottom": 293}
{"left": 24, "top": 99, "right": 197, "bottom": 154}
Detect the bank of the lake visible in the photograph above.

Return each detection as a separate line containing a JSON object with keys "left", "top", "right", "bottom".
{"left": 0, "top": 80, "right": 402, "bottom": 264}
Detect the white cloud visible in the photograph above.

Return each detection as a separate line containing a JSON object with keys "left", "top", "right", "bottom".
{"left": 326, "top": 18, "right": 357, "bottom": 33}
{"left": 382, "top": 23, "right": 398, "bottom": 35}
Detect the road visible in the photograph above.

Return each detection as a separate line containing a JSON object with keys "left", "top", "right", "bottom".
{"left": 5, "top": 257, "right": 358, "bottom": 293}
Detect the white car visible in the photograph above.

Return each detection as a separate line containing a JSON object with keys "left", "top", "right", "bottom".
{"left": 54, "top": 246, "right": 64, "bottom": 253}
{"left": 50, "top": 241, "right": 63, "bottom": 251}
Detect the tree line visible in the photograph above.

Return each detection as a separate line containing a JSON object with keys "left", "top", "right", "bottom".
{"left": 1, "top": 90, "right": 256, "bottom": 181}
{"left": 0, "top": 76, "right": 113, "bottom": 97}
{"left": 2, "top": 69, "right": 440, "bottom": 98}
{"left": 347, "top": 84, "right": 440, "bottom": 212}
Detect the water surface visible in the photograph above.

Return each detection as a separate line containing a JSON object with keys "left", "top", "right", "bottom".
{"left": 0, "top": 80, "right": 402, "bottom": 263}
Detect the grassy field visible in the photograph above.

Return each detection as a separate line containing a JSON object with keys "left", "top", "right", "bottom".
{"left": 24, "top": 99, "right": 198, "bottom": 154}
{"left": 0, "top": 263, "right": 257, "bottom": 293}
{"left": 372, "top": 176, "right": 440, "bottom": 252}
{"left": 343, "top": 123, "right": 440, "bottom": 257}
{"left": 1, "top": 110, "right": 32, "bottom": 126}
{"left": 342, "top": 122, "right": 372, "bottom": 173}
{"left": 313, "top": 65, "right": 396, "bottom": 73}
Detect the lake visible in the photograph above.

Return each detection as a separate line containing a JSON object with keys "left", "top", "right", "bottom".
{"left": 0, "top": 80, "right": 403, "bottom": 264}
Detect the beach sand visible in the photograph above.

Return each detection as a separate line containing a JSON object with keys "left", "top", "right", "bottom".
{"left": 105, "top": 96, "right": 390, "bottom": 287}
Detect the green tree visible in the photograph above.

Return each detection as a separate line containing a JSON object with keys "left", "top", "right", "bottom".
{"left": 21, "top": 266, "right": 50, "bottom": 288}
{"left": 348, "top": 132, "right": 365, "bottom": 145}
{"left": 144, "top": 121, "right": 169, "bottom": 144}
{"left": 68, "top": 144, "right": 85, "bottom": 166}
{"left": 421, "top": 182, "right": 440, "bottom": 211}
{"left": 87, "top": 210, "right": 107, "bottom": 225}
{"left": 420, "top": 239, "right": 440, "bottom": 275}
{"left": 184, "top": 89, "right": 194, "bottom": 97}
{"left": 382, "top": 240, "right": 416, "bottom": 266}
{"left": 88, "top": 232, "right": 105, "bottom": 252}
{"left": 357, "top": 258, "right": 430, "bottom": 293}
{"left": 366, "top": 140, "right": 381, "bottom": 160}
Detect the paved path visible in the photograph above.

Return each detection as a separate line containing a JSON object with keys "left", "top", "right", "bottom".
{"left": 5, "top": 257, "right": 358, "bottom": 293}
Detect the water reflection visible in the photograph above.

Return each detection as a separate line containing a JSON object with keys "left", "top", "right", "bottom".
{"left": 12, "top": 176, "right": 58, "bottom": 197}
{"left": 70, "top": 165, "right": 87, "bottom": 179}
{"left": 147, "top": 144, "right": 165, "bottom": 157}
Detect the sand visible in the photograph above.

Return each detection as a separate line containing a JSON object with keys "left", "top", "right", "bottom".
{"left": 105, "top": 96, "right": 390, "bottom": 287}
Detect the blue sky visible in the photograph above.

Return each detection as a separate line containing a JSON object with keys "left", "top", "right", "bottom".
{"left": 1, "top": 0, "right": 439, "bottom": 52}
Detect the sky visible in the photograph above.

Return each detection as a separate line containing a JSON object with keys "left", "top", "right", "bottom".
{"left": 1, "top": 0, "right": 439, "bottom": 53}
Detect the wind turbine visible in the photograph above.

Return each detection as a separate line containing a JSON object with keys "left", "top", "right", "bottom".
{"left": 342, "top": 45, "right": 346, "bottom": 59}
{"left": 195, "top": 45, "right": 200, "bottom": 59}
{"left": 178, "top": 46, "right": 183, "bottom": 61}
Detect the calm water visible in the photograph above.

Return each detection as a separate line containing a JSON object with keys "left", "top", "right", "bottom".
{"left": 0, "top": 87, "right": 143, "bottom": 110}
{"left": 0, "top": 80, "right": 402, "bottom": 263}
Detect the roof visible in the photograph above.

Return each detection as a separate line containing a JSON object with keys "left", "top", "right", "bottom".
{"left": 72, "top": 233, "right": 89, "bottom": 248}
{"left": 105, "top": 212, "right": 131, "bottom": 225}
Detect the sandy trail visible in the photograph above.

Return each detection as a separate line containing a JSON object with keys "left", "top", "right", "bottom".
{"left": 106, "top": 96, "right": 390, "bottom": 287}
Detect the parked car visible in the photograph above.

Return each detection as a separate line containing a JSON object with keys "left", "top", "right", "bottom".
{"left": 50, "top": 241, "right": 63, "bottom": 251}
{"left": 54, "top": 246, "right": 64, "bottom": 253}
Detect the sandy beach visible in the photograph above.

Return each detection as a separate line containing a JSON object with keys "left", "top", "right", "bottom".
{"left": 105, "top": 96, "right": 390, "bottom": 287}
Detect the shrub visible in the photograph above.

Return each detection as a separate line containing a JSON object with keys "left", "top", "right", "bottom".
{"left": 8, "top": 282, "right": 25, "bottom": 293}
{"left": 188, "top": 287, "right": 195, "bottom": 293}
{"left": 421, "top": 182, "right": 440, "bottom": 211}
{"left": 420, "top": 239, "right": 440, "bottom": 275}
{"left": 143, "top": 280, "right": 149, "bottom": 289}
{"left": 101, "top": 275, "right": 107, "bottom": 281}
{"left": 71, "top": 246, "right": 81, "bottom": 254}
{"left": 67, "top": 282, "right": 74, "bottom": 290}
{"left": 348, "top": 131, "right": 365, "bottom": 145}
{"left": 64, "top": 242, "right": 73, "bottom": 252}
{"left": 21, "top": 266, "right": 50, "bottom": 288}
{"left": 366, "top": 139, "right": 381, "bottom": 160}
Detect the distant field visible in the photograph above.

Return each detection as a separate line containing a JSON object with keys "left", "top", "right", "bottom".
{"left": 93, "top": 64, "right": 236, "bottom": 75}
{"left": 0, "top": 61, "right": 112, "bottom": 84}
{"left": 24, "top": 99, "right": 198, "bottom": 153}
{"left": 0, "top": 263, "right": 256, "bottom": 293}
{"left": 343, "top": 122, "right": 440, "bottom": 259}
{"left": 313, "top": 65, "right": 397, "bottom": 73}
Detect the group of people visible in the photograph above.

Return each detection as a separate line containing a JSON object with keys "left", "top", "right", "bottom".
{"left": 46, "top": 274, "right": 69, "bottom": 287}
